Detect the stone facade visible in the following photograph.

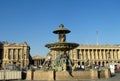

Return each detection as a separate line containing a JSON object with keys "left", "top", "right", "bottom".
{"left": 0, "top": 41, "right": 31, "bottom": 69}
{"left": 49, "top": 44, "right": 120, "bottom": 67}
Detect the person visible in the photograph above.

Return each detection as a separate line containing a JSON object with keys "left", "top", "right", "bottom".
{"left": 81, "top": 65, "right": 85, "bottom": 70}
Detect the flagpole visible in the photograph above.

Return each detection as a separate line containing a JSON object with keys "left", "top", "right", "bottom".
{"left": 96, "top": 31, "right": 98, "bottom": 45}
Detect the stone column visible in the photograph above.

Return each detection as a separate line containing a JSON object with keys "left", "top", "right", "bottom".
{"left": 83, "top": 49, "right": 86, "bottom": 60}
{"left": 101, "top": 50, "right": 104, "bottom": 60}
{"left": 107, "top": 49, "right": 110, "bottom": 63}
{"left": 40, "top": 60, "right": 41, "bottom": 66}
{"left": 88, "top": 49, "right": 90, "bottom": 60}
{"left": 35, "top": 59, "right": 38, "bottom": 66}
{"left": 16, "top": 49, "right": 18, "bottom": 60}
{"left": 103, "top": 49, "right": 106, "bottom": 60}
{"left": 38, "top": 59, "right": 40, "bottom": 67}
{"left": 11, "top": 49, "right": 13, "bottom": 60}
{"left": 79, "top": 49, "right": 81, "bottom": 59}
{"left": 20, "top": 49, "right": 23, "bottom": 68}
{"left": 97, "top": 50, "right": 100, "bottom": 60}
{"left": 95, "top": 49, "right": 98, "bottom": 60}
{"left": 18, "top": 49, "right": 20, "bottom": 59}
{"left": 20, "top": 49, "right": 23, "bottom": 60}
{"left": 116, "top": 49, "right": 119, "bottom": 59}
{"left": 35, "top": 60, "right": 37, "bottom": 66}
{"left": 70, "top": 50, "right": 73, "bottom": 59}
{"left": 12, "top": 49, "right": 15, "bottom": 59}
{"left": 5, "top": 48, "right": 8, "bottom": 59}
{"left": 81, "top": 49, "right": 84, "bottom": 60}
{"left": 118, "top": 50, "right": 120, "bottom": 59}
{"left": 114, "top": 49, "right": 117, "bottom": 60}
{"left": 110, "top": 49, "right": 113, "bottom": 60}
{"left": 89, "top": 50, "right": 92, "bottom": 60}
{"left": 14, "top": 49, "right": 17, "bottom": 60}
{"left": 3, "top": 48, "right": 6, "bottom": 59}
{"left": 7, "top": 49, "right": 10, "bottom": 60}
{"left": 92, "top": 49, "right": 94, "bottom": 60}
{"left": 86, "top": 49, "right": 88, "bottom": 60}
{"left": 99, "top": 50, "right": 102, "bottom": 60}
{"left": 6, "top": 48, "right": 8, "bottom": 59}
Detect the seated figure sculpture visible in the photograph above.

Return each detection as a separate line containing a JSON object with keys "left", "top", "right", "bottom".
{"left": 58, "top": 33, "right": 66, "bottom": 42}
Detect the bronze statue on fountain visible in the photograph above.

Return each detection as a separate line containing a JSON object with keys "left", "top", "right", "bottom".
{"left": 44, "top": 24, "right": 79, "bottom": 72}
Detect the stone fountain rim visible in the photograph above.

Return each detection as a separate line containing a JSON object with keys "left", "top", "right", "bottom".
{"left": 45, "top": 42, "right": 79, "bottom": 51}
{"left": 53, "top": 29, "right": 71, "bottom": 34}
{"left": 45, "top": 42, "right": 79, "bottom": 46}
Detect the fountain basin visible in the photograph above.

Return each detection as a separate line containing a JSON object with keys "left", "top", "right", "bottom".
{"left": 45, "top": 42, "right": 79, "bottom": 51}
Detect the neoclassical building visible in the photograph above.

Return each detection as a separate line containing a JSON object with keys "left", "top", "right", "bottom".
{"left": 0, "top": 41, "right": 31, "bottom": 69}
{"left": 49, "top": 44, "right": 120, "bottom": 67}
{"left": 32, "top": 55, "right": 45, "bottom": 68}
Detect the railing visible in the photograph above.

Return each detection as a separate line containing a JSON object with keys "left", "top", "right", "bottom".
{"left": 0, "top": 70, "right": 21, "bottom": 80}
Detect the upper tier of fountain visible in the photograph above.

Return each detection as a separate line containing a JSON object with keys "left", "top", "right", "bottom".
{"left": 45, "top": 24, "right": 79, "bottom": 51}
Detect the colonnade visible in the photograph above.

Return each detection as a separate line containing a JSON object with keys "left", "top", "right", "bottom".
{"left": 3, "top": 48, "right": 28, "bottom": 60}
{"left": 50, "top": 46, "right": 120, "bottom": 67}
{"left": 2, "top": 48, "right": 29, "bottom": 68}
{"left": 74, "top": 48, "right": 120, "bottom": 66}
{"left": 33, "top": 59, "right": 45, "bottom": 67}
{"left": 76, "top": 49, "right": 120, "bottom": 60}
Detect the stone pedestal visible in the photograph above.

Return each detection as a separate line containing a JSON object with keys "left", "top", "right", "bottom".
{"left": 72, "top": 70, "right": 98, "bottom": 80}
{"left": 104, "top": 69, "right": 111, "bottom": 78}
{"left": 98, "top": 69, "right": 111, "bottom": 79}
{"left": 56, "top": 71, "right": 74, "bottom": 80}
{"left": 90, "top": 69, "right": 98, "bottom": 79}
{"left": 33, "top": 70, "right": 54, "bottom": 80}
{"left": 26, "top": 70, "right": 33, "bottom": 80}
{"left": 25, "top": 69, "right": 111, "bottom": 80}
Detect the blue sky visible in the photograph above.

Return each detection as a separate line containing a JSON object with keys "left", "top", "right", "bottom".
{"left": 0, "top": 0, "right": 120, "bottom": 57}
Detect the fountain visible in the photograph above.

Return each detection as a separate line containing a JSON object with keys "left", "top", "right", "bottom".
{"left": 45, "top": 24, "right": 79, "bottom": 72}
{"left": 29, "top": 24, "right": 104, "bottom": 80}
